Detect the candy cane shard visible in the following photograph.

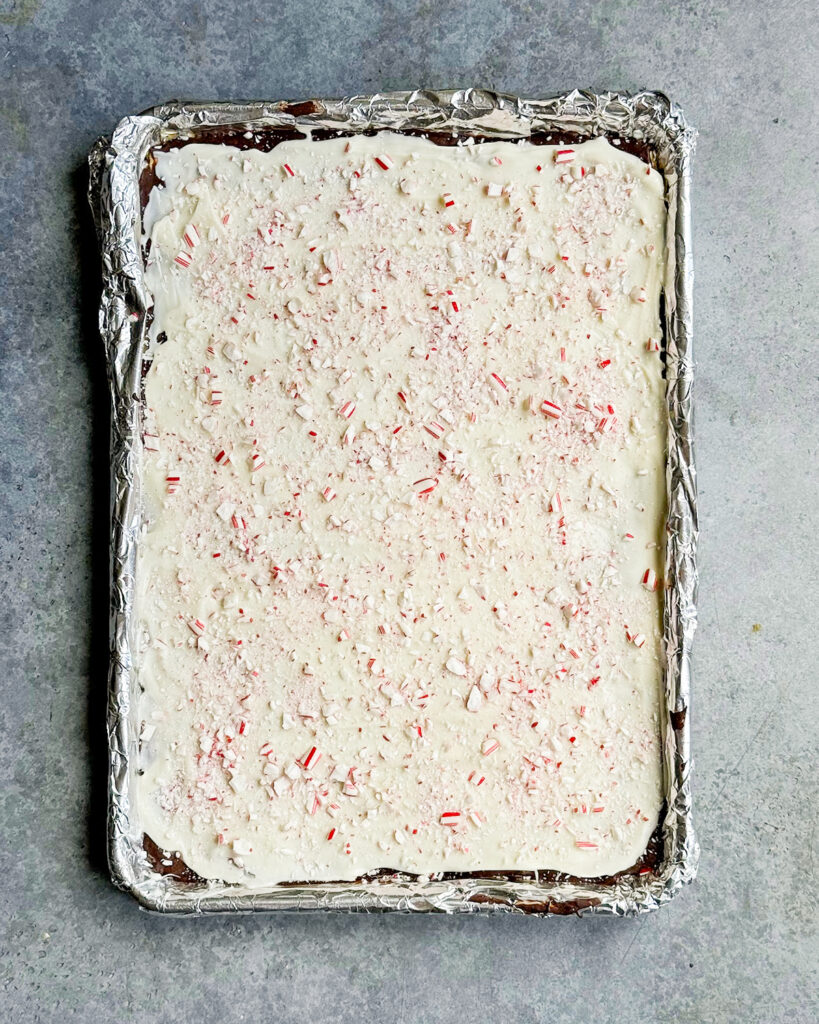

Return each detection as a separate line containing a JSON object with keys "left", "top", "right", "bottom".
{"left": 300, "top": 746, "right": 321, "bottom": 770}
{"left": 182, "top": 222, "right": 200, "bottom": 248}
{"left": 641, "top": 568, "right": 658, "bottom": 591}
{"left": 466, "top": 686, "right": 482, "bottom": 712}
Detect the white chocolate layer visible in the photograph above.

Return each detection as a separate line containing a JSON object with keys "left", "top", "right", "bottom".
{"left": 137, "top": 133, "right": 666, "bottom": 884}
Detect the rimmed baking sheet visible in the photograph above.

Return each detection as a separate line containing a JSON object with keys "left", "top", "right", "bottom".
{"left": 89, "top": 89, "right": 697, "bottom": 915}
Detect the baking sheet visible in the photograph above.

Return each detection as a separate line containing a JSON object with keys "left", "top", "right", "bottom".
{"left": 89, "top": 89, "right": 698, "bottom": 915}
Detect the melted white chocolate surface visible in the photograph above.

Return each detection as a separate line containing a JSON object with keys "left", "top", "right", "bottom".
{"left": 137, "top": 133, "right": 666, "bottom": 883}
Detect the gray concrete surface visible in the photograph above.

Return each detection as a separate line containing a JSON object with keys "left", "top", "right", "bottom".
{"left": 0, "top": 1, "right": 816, "bottom": 1021}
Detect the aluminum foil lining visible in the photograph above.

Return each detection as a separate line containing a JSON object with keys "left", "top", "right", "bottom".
{"left": 89, "top": 89, "right": 698, "bottom": 915}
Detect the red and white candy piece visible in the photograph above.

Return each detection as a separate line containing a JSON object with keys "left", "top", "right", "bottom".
{"left": 321, "top": 486, "right": 337, "bottom": 502}
{"left": 446, "top": 290, "right": 459, "bottom": 314}
{"left": 249, "top": 451, "right": 266, "bottom": 472}
{"left": 300, "top": 746, "right": 321, "bottom": 770}
{"left": 482, "top": 738, "right": 499, "bottom": 756}
{"left": 424, "top": 421, "right": 445, "bottom": 440}
{"left": 440, "top": 811, "right": 461, "bottom": 827}
{"left": 374, "top": 154, "right": 394, "bottom": 170}
{"left": 631, "top": 286, "right": 647, "bottom": 304}
{"left": 412, "top": 477, "right": 438, "bottom": 495}
{"left": 554, "top": 148, "right": 575, "bottom": 165}
{"left": 173, "top": 251, "right": 192, "bottom": 268}
{"left": 182, "top": 222, "right": 200, "bottom": 248}
{"left": 165, "top": 475, "right": 180, "bottom": 494}
{"left": 541, "top": 399, "right": 562, "bottom": 420}
{"left": 641, "top": 568, "right": 658, "bottom": 591}
{"left": 489, "top": 372, "right": 507, "bottom": 391}
{"left": 550, "top": 492, "right": 563, "bottom": 513}
{"left": 442, "top": 192, "right": 455, "bottom": 208}
{"left": 283, "top": 163, "right": 295, "bottom": 178}
{"left": 338, "top": 400, "right": 356, "bottom": 419}
{"left": 188, "top": 618, "right": 205, "bottom": 637}
{"left": 214, "top": 449, "right": 230, "bottom": 465}
{"left": 646, "top": 337, "right": 661, "bottom": 352}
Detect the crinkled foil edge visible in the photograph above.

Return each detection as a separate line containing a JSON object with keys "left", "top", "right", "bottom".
{"left": 88, "top": 89, "right": 698, "bottom": 916}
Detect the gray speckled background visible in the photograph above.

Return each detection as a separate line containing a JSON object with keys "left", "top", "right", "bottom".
{"left": 0, "top": 1, "right": 816, "bottom": 1022}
